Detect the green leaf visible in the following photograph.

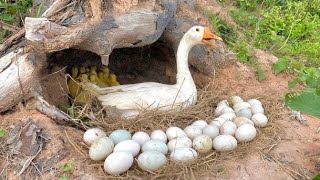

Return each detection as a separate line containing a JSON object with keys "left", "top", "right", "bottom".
{"left": 0, "top": 14, "right": 15, "bottom": 22}
{"left": 285, "top": 91, "right": 320, "bottom": 118}
{"left": 313, "top": 173, "right": 320, "bottom": 180}
{"left": 60, "top": 160, "right": 74, "bottom": 173}
{"left": 0, "top": 128, "right": 6, "bottom": 137}
{"left": 288, "top": 78, "right": 299, "bottom": 88}
{"left": 59, "top": 175, "right": 68, "bottom": 180}
{"left": 316, "top": 87, "right": 320, "bottom": 96}
{"left": 273, "top": 57, "right": 289, "bottom": 75}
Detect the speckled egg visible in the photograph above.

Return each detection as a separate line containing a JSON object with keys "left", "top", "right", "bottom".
{"left": 142, "top": 140, "right": 168, "bottom": 155}
{"left": 138, "top": 151, "right": 167, "bottom": 172}
{"left": 89, "top": 137, "right": 114, "bottom": 161}
{"left": 109, "top": 129, "right": 132, "bottom": 145}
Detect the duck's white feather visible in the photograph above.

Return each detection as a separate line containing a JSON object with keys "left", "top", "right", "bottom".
{"left": 86, "top": 26, "right": 214, "bottom": 119}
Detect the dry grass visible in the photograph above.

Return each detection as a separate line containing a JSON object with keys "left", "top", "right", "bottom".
{"left": 64, "top": 83, "right": 287, "bottom": 180}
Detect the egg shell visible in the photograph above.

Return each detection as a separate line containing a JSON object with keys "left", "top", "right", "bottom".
{"left": 168, "top": 136, "right": 192, "bottom": 152}
{"left": 221, "top": 107, "right": 235, "bottom": 114}
{"left": 83, "top": 128, "right": 107, "bottom": 145}
{"left": 142, "top": 140, "right": 168, "bottom": 155}
{"left": 192, "top": 135, "right": 213, "bottom": 153}
{"left": 228, "top": 96, "right": 244, "bottom": 106}
{"left": 235, "top": 124, "right": 257, "bottom": 142}
{"left": 89, "top": 137, "right": 114, "bottom": 161}
{"left": 214, "top": 105, "right": 228, "bottom": 116}
{"left": 213, "top": 135, "right": 237, "bottom": 152}
{"left": 202, "top": 125, "right": 220, "bottom": 139}
{"left": 109, "top": 129, "right": 132, "bottom": 145}
{"left": 233, "top": 102, "right": 251, "bottom": 112}
{"left": 250, "top": 105, "right": 265, "bottom": 114}
{"left": 170, "top": 147, "right": 198, "bottom": 163}
{"left": 217, "top": 100, "right": 229, "bottom": 107}
{"left": 138, "top": 151, "right": 167, "bottom": 172}
{"left": 150, "top": 129, "right": 167, "bottom": 143}
{"left": 166, "top": 127, "right": 187, "bottom": 140}
{"left": 210, "top": 117, "right": 226, "bottom": 127}
{"left": 113, "top": 140, "right": 140, "bottom": 157}
{"left": 192, "top": 120, "right": 208, "bottom": 130}
{"left": 219, "top": 121, "right": 237, "bottom": 136}
{"left": 104, "top": 152, "right": 133, "bottom": 175}
{"left": 247, "top": 99, "right": 262, "bottom": 106}
{"left": 219, "top": 113, "right": 237, "bottom": 121}
{"left": 132, "top": 131, "right": 150, "bottom": 145}
{"left": 232, "top": 117, "right": 254, "bottom": 127}
{"left": 184, "top": 125, "right": 202, "bottom": 140}
{"left": 235, "top": 108, "right": 252, "bottom": 119}
{"left": 251, "top": 113, "right": 268, "bottom": 127}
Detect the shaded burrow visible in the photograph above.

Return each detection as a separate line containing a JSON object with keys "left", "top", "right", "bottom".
{"left": 41, "top": 41, "right": 179, "bottom": 107}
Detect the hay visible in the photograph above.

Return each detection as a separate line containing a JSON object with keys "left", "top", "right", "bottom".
{"left": 70, "top": 83, "right": 285, "bottom": 179}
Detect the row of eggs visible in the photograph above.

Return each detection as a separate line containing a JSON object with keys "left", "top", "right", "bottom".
{"left": 83, "top": 96, "right": 268, "bottom": 175}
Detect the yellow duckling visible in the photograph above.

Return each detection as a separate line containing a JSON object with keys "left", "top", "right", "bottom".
{"left": 67, "top": 67, "right": 81, "bottom": 99}
{"left": 89, "top": 72, "right": 108, "bottom": 87}
{"left": 74, "top": 74, "right": 91, "bottom": 105}
{"left": 100, "top": 66, "right": 110, "bottom": 85}
{"left": 109, "top": 73, "right": 120, "bottom": 86}
{"left": 79, "top": 66, "right": 86, "bottom": 74}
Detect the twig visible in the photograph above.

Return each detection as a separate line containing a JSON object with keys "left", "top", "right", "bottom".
{"left": 17, "top": 142, "right": 43, "bottom": 176}
{"left": 0, "top": 21, "right": 20, "bottom": 32}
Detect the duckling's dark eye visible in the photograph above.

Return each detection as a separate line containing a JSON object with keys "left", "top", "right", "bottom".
{"left": 196, "top": 28, "right": 199, "bottom": 32}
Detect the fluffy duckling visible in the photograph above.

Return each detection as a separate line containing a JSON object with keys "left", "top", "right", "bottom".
{"left": 79, "top": 66, "right": 86, "bottom": 74}
{"left": 74, "top": 74, "right": 91, "bottom": 104}
{"left": 89, "top": 71, "right": 108, "bottom": 87}
{"left": 67, "top": 67, "right": 81, "bottom": 99}
{"left": 109, "top": 73, "right": 120, "bottom": 86}
{"left": 100, "top": 66, "right": 110, "bottom": 84}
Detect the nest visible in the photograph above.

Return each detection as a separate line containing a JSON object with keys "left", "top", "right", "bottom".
{"left": 67, "top": 83, "right": 284, "bottom": 179}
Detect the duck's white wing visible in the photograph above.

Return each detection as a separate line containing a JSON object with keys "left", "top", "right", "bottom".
{"left": 97, "top": 84, "right": 194, "bottom": 110}
{"left": 83, "top": 82, "right": 165, "bottom": 94}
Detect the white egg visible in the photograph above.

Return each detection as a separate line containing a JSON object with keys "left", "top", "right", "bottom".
{"left": 132, "top": 131, "right": 150, "bottom": 145}
{"left": 235, "top": 124, "right": 257, "bottom": 142}
{"left": 251, "top": 113, "right": 268, "bottom": 127}
{"left": 202, "top": 125, "right": 219, "bottom": 139}
{"left": 192, "top": 120, "right": 208, "bottom": 130}
{"left": 221, "top": 107, "right": 235, "bottom": 114}
{"left": 213, "top": 135, "right": 237, "bottom": 152}
{"left": 170, "top": 147, "right": 198, "bottom": 163}
{"left": 109, "top": 129, "right": 132, "bottom": 145}
{"left": 166, "top": 127, "right": 187, "bottom": 140}
{"left": 142, "top": 140, "right": 168, "bottom": 155}
{"left": 247, "top": 99, "right": 262, "bottom": 106}
{"left": 104, "top": 152, "right": 133, "bottom": 175}
{"left": 138, "top": 151, "right": 167, "bottom": 172}
{"left": 233, "top": 102, "right": 251, "bottom": 112}
{"left": 235, "top": 108, "right": 253, "bottom": 119}
{"left": 192, "top": 135, "right": 212, "bottom": 153}
{"left": 214, "top": 105, "right": 228, "bottom": 116}
{"left": 89, "top": 137, "right": 114, "bottom": 161}
{"left": 184, "top": 125, "right": 202, "bottom": 139}
{"left": 83, "top": 128, "right": 106, "bottom": 145}
{"left": 228, "top": 96, "right": 244, "bottom": 106}
{"left": 150, "top": 129, "right": 167, "bottom": 143}
{"left": 167, "top": 136, "right": 192, "bottom": 152}
{"left": 113, "top": 140, "right": 140, "bottom": 157}
{"left": 220, "top": 121, "right": 237, "bottom": 136}
{"left": 250, "top": 105, "right": 265, "bottom": 114}
{"left": 219, "top": 113, "right": 237, "bottom": 121}
{"left": 210, "top": 117, "right": 226, "bottom": 127}
{"left": 232, "top": 117, "right": 254, "bottom": 127}
{"left": 217, "top": 100, "right": 229, "bottom": 107}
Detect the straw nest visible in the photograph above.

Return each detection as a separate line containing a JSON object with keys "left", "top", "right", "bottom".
{"left": 69, "top": 83, "right": 285, "bottom": 180}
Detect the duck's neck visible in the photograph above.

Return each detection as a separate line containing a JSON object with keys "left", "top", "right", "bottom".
{"left": 176, "top": 36, "right": 195, "bottom": 86}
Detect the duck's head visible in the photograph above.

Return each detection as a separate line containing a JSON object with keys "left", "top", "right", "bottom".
{"left": 185, "top": 26, "right": 222, "bottom": 47}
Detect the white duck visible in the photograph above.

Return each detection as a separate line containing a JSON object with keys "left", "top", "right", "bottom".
{"left": 83, "top": 26, "right": 222, "bottom": 119}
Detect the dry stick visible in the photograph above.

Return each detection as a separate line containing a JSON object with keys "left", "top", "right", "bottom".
{"left": 0, "top": 21, "right": 20, "bottom": 32}
{"left": 17, "top": 142, "right": 43, "bottom": 176}
{"left": 64, "top": 130, "right": 86, "bottom": 157}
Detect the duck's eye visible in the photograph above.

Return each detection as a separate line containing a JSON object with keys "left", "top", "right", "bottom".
{"left": 196, "top": 28, "right": 199, "bottom": 32}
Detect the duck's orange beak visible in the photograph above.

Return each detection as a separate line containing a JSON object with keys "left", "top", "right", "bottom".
{"left": 201, "top": 27, "right": 222, "bottom": 48}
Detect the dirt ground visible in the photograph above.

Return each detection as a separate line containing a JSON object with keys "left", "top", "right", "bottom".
{"left": 0, "top": 47, "right": 319, "bottom": 180}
